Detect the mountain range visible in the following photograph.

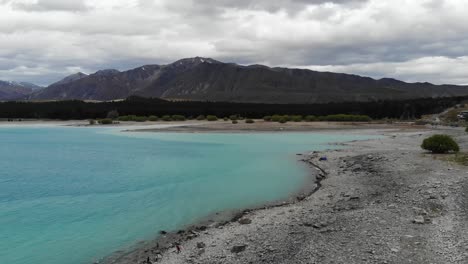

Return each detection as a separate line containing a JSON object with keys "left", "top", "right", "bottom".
{"left": 2, "top": 57, "right": 468, "bottom": 103}
{"left": 0, "top": 80, "right": 42, "bottom": 101}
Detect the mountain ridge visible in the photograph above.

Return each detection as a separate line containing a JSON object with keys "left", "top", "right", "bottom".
{"left": 3, "top": 57, "right": 468, "bottom": 103}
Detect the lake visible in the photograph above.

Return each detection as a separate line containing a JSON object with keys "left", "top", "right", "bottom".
{"left": 0, "top": 126, "right": 370, "bottom": 264}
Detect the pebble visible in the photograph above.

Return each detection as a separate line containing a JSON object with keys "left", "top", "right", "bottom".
{"left": 413, "top": 216, "right": 425, "bottom": 224}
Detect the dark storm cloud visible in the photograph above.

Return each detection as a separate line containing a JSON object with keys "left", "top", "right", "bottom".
{"left": 1, "top": 0, "right": 468, "bottom": 85}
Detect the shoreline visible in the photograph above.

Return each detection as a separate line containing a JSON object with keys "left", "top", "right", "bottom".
{"left": 100, "top": 146, "right": 332, "bottom": 264}
{"left": 100, "top": 130, "right": 386, "bottom": 264}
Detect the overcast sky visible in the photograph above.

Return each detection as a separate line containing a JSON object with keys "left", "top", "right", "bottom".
{"left": 1, "top": 0, "right": 468, "bottom": 86}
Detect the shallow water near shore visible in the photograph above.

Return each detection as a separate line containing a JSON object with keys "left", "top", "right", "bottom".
{"left": 0, "top": 126, "right": 373, "bottom": 264}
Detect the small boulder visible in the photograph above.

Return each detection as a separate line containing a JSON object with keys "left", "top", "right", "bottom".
{"left": 238, "top": 218, "right": 252, "bottom": 225}
{"left": 196, "top": 226, "right": 207, "bottom": 231}
{"left": 197, "top": 242, "right": 206, "bottom": 249}
{"left": 296, "top": 195, "right": 306, "bottom": 201}
{"left": 231, "top": 245, "right": 247, "bottom": 253}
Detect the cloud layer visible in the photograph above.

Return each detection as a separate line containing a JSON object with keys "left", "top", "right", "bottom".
{"left": 1, "top": 0, "right": 468, "bottom": 85}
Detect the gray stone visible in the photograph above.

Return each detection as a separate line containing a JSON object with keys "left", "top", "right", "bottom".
{"left": 413, "top": 216, "right": 425, "bottom": 224}
{"left": 231, "top": 245, "right": 248, "bottom": 253}
{"left": 239, "top": 218, "right": 252, "bottom": 225}
{"left": 197, "top": 242, "right": 206, "bottom": 249}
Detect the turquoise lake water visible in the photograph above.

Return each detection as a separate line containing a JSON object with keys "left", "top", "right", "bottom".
{"left": 0, "top": 126, "right": 371, "bottom": 264}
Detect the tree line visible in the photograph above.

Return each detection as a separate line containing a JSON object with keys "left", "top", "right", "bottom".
{"left": 0, "top": 95, "right": 466, "bottom": 120}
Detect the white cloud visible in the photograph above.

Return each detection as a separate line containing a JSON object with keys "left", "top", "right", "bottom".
{"left": 12, "top": 0, "right": 89, "bottom": 12}
{"left": 304, "top": 56, "right": 468, "bottom": 85}
{"left": 1, "top": 0, "right": 468, "bottom": 85}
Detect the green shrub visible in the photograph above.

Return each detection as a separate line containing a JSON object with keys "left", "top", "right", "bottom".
{"left": 196, "top": 115, "right": 205, "bottom": 120}
{"left": 291, "top": 115, "right": 303, "bottom": 122}
{"left": 148, "top": 115, "right": 159, "bottom": 121}
{"left": 172, "top": 115, "right": 186, "bottom": 121}
{"left": 271, "top": 115, "right": 282, "bottom": 122}
{"left": 421, "top": 134, "right": 460, "bottom": 154}
{"left": 223, "top": 117, "right": 229, "bottom": 121}
{"left": 118, "top": 115, "right": 130, "bottom": 121}
{"left": 271, "top": 115, "right": 291, "bottom": 122}
{"left": 98, "top": 118, "right": 113, "bottom": 125}
{"left": 465, "top": 127, "right": 468, "bottom": 133}
{"left": 263, "top": 116, "right": 272, "bottom": 121}
{"left": 232, "top": 120, "right": 238, "bottom": 124}
{"left": 118, "top": 115, "right": 143, "bottom": 121}
{"left": 206, "top": 115, "right": 218, "bottom": 121}
{"left": 88, "top": 120, "right": 96, "bottom": 125}
{"left": 134, "top": 116, "right": 148, "bottom": 122}
{"left": 162, "top": 115, "right": 172, "bottom": 121}
{"left": 229, "top": 115, "right": 239, "bottom": 121}
{"left": 245, "top": 119, "right": 255, "bottom": 124}
{"left": 319, "top": 114, "right": 372, "bottom": 122}
{"left": 305, "top": 115, "right": 317, "bottom": 122}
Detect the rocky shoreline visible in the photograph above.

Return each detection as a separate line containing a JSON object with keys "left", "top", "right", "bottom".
{"left": 104, "top": 126, "right": 468, "bottom": 264}
{"left": 101, "top": 148, "right": 328, "bottom": 264}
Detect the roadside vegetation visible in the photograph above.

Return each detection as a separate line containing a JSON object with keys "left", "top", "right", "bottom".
{"left": 441, "top": 104, "right": 468, "bottom": 122}
{"left": 434, "top": 104, "right": 468, "bottom": 128}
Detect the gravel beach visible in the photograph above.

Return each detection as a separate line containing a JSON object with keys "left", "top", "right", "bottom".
{"left": 100, "top": 123, "right": 468, "bottom": 264}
